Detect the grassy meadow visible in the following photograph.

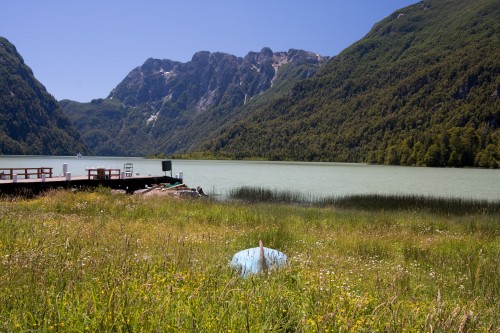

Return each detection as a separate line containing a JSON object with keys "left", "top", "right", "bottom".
{"left": 0, "top": 189, "right": 499, "bottom": 332}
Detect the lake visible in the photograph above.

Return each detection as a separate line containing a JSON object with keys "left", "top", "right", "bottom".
{"left": 1, "top": 155, "right": 499, "bottom": 201}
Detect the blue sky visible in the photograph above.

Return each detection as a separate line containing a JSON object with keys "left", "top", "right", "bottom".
{"left": 2, "top": 1, "right": 417, "bottom": 102}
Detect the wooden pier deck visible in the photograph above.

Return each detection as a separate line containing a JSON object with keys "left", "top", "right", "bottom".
{"left": 0, "top": 173, "right": 183, "bottom": 196}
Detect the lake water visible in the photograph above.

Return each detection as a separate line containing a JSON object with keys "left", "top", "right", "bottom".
{"left": 1, "top": 155, "right": 499, "bottom": 201}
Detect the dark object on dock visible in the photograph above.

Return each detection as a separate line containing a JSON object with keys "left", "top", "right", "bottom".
{"left": 162, "top": 160, "right": 172, "bottom": 177}
{"left": 0, "top": 175, "right": 183, "bottom": 197}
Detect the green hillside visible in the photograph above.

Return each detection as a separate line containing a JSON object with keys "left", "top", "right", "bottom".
{"left": 201, "top": 0, "right": 500, "bottom": 167}
{"left": 0, "top": 37, "right": 89, "bottom": 155}
{"left": 59, "top": 98, "right": 130, "bottom": 156}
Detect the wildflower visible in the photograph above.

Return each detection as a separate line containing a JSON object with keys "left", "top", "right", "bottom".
{"left": 306, "top": 318, "right": 317, "bottom": 326}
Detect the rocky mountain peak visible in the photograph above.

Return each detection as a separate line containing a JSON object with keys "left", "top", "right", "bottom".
{"left": 108, "top": 48, "right": 327, "bottom": 109}
{"left": 67, "top": 47, "right": 327, "bottom": 156}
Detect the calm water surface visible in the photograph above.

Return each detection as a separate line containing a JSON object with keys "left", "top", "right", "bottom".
{"left": 1, "top": 156, "right": 499, "bottom": 201}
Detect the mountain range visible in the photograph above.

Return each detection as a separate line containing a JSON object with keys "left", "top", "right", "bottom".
{"left": 2, "top": 0, "right": 499, "bottom": 167}
{"left": 61, "top": 48, "right": 327, "bottom": 156}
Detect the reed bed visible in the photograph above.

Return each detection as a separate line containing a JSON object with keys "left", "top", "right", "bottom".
{"left": 228, "top": 186, "right": 313, "bottom": 205}
{"left": 229, "top": 186, "right": 500, "bottom": 215}
{"left": 0, "top": 189, "right": 498, "bottom": 332}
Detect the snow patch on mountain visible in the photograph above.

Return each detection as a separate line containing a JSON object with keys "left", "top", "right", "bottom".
{"left": 147, "top": 111, "right": 159, "bottom": 125}
{"left": 159, "top": 68, "right": 176, "bottom": 80}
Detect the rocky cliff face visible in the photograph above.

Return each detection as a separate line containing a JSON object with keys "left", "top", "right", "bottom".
{"left": 0, "top": 37, "right": 89, "bottom": 155}
{"left": 109, "top": 47, "right": 325, "bottom": 112}
{"left": 64, "top": 48, "right": 327, "bottom": 156}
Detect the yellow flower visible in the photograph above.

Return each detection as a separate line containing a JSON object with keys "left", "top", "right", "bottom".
{"left": 306, "top": 318, "right": 317, "bottom": 326}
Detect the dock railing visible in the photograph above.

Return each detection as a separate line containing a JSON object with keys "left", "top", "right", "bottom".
{"left": 86, "top": 168, "right": 121, "bottom": 180}
{"left": 0, "top": 168, "right": 53, "bottom": 180}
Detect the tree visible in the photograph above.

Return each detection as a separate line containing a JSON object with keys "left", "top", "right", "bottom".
{"left": 424, "top": 144, "right": 441, "bottom": 167}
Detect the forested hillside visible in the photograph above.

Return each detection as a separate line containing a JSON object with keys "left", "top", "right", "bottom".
{"left": 0, "top": 37, "right": 89, "bottom": 155}
{"left": 201, "top": 0, "right": 500, "bottom": 167}
{"left": 59, "top": 98, "right": 128, "bottom": 156}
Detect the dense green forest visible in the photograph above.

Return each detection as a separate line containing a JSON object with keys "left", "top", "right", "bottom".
{"left": 199, "top": 0, "right": 500, "bottom": 167}
{"left": 0, "top": 37, "right": 89, "bottom": 155}
{"left": 59, "top": 98, "right": 130, "bottom": 156}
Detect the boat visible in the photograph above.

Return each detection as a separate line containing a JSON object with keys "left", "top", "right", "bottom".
{"left": 231, "top": 240, "right": 287, "bottom": 277}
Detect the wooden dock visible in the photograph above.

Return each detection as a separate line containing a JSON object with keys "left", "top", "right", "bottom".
{"left": 0, "top": 167, "right": 183, "bottom": 196}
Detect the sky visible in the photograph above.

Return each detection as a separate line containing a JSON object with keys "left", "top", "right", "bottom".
{"left": 2, "top": 0, "right": 418, "bottom": 102}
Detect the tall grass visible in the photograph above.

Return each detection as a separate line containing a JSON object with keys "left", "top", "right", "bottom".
{"left": 229, "top": 186, "right": 314, "bottom": 204}
{"left": 229, "top": 186, "right": 500, "bottom": 215}
{"left": 0, "top": 189, "right": 499, "bottom": 332}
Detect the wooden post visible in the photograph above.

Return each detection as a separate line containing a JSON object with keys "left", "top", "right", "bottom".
{"left": 259, "top": 240, "right": 268, "bottom": 271}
